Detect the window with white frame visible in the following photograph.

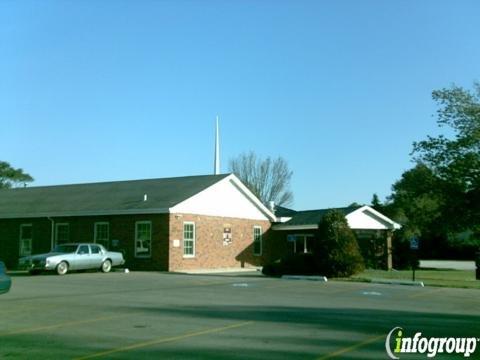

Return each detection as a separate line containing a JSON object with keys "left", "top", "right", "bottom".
{"left": 135, "top": 221, "right": 152, "bottom": 257}
{"left": 94, "top": 222, "right": 109, "bottom": 249}
{"left": 253, "top": 226, "right": 262, "bottom": 256}
{"left": 183, "top": 222, "right": 195, "bottom": 257}
{"left": 55, "top": 223, "right": 69, "bottom": 245}
{"left": 19, "top": 224, "right": 33, "bottom": 256}
{"left": 292, "top": 234, "right": 314, "bottom": 254}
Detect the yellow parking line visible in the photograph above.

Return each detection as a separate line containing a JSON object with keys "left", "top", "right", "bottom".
{"left": 73, "top": 321, "right": 254, "bottom": 360}
{"left": 0, "top": 314, "right": 127, "bottom": 337}
{"left": 317, "top": 333, "right": 384, "bottom": 360}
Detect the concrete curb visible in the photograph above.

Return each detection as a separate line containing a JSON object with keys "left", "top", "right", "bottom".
{"left": 178, "top": 267, "right": 261, "bottom": 275}
{"left": 371, "top": 278, "right": 424, "bottom": 287}
{"left": 281, "top": 275, "right": 328, "bottom": 282}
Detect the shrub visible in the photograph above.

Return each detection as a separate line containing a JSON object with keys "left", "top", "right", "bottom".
{"left": 316, "top": 210, "right": 365, "bottom": 277}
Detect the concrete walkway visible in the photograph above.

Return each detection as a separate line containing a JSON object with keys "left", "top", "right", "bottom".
{"left": 420, "top": 260, "right": 476, "bottom": 270}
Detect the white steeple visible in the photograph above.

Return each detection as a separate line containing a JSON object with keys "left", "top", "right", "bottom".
{"left": 214, "top": 116, "right": 220, "bottom": 175}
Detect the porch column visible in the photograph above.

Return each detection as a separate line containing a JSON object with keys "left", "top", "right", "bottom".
{"left": 386, "top": 230, "right": 393, "bottom": 270}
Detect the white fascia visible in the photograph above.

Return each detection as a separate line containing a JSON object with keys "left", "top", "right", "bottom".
{"left": 272, "top": 224, "right": 318, "bottom": 231}
{"left": 226, "top": 174, "right": 277, "bottom": 221}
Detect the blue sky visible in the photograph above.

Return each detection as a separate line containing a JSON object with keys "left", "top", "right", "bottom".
{"left": 1, "top": 1, "right": 478, "bottom": 209}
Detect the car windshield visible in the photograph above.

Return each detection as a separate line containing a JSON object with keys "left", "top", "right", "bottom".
{"left": 53, "top": 245, "right": 78, "bottom": 254}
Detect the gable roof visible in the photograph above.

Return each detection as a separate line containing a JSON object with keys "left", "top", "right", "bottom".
{"left": 274, "top": 205, "right": 298, "bottom": 217}
{"left": 170, "top": 174, "right": 277, "bottom": 221}
{"left": 0, "top": 174, "right": 230, "bottom": 219}
{"left": 273, "top": 205, "right": 401, "bottom": 231}
{"left": 277, "top": 206, "right": 361, "bottom": 227}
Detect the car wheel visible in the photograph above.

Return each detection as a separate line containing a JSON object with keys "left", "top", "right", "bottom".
{"left": 101, "top": 260, "right": 112, "bottom": 273}
{"left": 56, "top": 261, "right": 69, "bottom": 275}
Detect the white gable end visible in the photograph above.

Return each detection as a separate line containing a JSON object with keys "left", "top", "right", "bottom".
{"left": 170, "top": 177, "right": 271, "bottom": 221}
{"left": 346, "top": 207, "right": 395, "bottom": 230}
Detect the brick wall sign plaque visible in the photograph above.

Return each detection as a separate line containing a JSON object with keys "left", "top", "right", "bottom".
{"left": 223, "top": 226, "right": 232, "bottom": 246}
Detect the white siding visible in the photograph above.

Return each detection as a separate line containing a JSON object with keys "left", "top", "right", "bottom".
{"left": 346, "top": 208, "right": 392, "bottom": 230}
{"left": 170, "top": 178, "right": 270, "bottom": 220}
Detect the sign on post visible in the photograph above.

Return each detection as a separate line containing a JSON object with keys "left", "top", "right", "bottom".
{"left": 410, "top": 237, "right": 419, "bottom": 250}
{"left": 410, "top": 236, "right": 420, "bottom": 282}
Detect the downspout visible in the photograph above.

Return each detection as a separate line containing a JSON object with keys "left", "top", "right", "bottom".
{"left": 48, "top": 217, "right": 55, "bottom": 251}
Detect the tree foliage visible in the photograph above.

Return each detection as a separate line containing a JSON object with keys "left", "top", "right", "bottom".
{"left": 388, "top": 164, "right": 444, "bottom": 234}
{"left": 370, "top": 193, "right": 383, "bottom": 211}
{"left": 316, "top": 210, "right": 364, "bottom": 277}
{"left": 386, "top": 83, "right": 480, "bottom": 259}
{"left": 229, "top": 151, "right": 293, "bottom": 206}
{"left": 0, "top": 161, "right": 34, "bottom": 189}
{"left": 412, "top": 83, "right": 480, "bottom": 191}
{"left": 411, "top": 83, "right": 480, "bottom": 231}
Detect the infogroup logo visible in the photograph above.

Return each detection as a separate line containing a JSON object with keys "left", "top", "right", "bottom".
{"left": 385, "top": 327, "right": 479, "bottom": 359}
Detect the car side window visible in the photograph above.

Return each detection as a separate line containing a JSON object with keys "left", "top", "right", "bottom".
{"left": 77, "top": 245, "right": 90, "bottom": 254}
{"left": 91, "top": 245, "right": 101, "bottom": 254}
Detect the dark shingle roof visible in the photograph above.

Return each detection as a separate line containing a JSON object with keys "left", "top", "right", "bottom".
{"left": 274, "top": 205, "right": 298, "bottom": 217}
{"left": 0, "top": 174, "right": 229, "bottom": 218}
{"left": 281, "top": 206, "right": 361, "bottom": 226}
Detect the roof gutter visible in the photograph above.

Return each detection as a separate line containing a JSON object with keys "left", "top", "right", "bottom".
{"left": 0, "top": 208, "right": 170, "bottom": 219}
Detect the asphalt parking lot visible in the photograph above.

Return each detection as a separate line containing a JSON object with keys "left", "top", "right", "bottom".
{"left": 0, "top": 271, "right": 479, "bottom": 359}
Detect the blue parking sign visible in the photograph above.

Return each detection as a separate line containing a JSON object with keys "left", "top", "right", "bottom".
{"left": 410, "top": 237, "right": 419, "bottom": 250}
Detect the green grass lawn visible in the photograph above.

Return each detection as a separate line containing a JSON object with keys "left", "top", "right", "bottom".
{"left": 344, "top": 269, "right": 480, "bottom": 289}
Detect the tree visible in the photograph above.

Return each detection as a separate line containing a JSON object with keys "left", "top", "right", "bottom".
{"left": 0, "top": 161, "right": 34, "bottom": 189}
{"left": 388, "top": 164, "right": 444, "bottom": 234}
{"left": 316, "top": 210, "right": 365, "bottom": 277}
{"left": 412, "top": 83, "right": 480, "bottom": 191}
{"left": 411, "top": 83, "right": 480, "bottom": 231}
{"left": 347, "top": 202, "right": 362, "bottom": 208}
{"left": 370, "top": 193, "right": 383, "bottom": 211}
{"left": 229, "top": 151, "right": 293, "bottom": 206}
{"left": 386, "top": 163, "right": 449, "bottom": 258}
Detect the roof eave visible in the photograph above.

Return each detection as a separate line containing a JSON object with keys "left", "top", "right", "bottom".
{"left": 0, "top": 208, "right": 170, "bottom": 219}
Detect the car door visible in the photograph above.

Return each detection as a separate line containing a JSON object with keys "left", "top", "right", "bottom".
{"left": 89, "top": 244, "right": 104, "bottom": 269}
{"left": 74, "top": 244, "right": 91, "bottom": 270}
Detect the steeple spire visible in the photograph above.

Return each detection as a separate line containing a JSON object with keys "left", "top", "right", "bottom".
{"left": 214, "top": 116, "right": 220, "bottom": 175}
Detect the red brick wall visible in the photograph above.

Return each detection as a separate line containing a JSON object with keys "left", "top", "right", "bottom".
{"left": 0, "top": 218, "right": 52, "bottom": 269}
{"left": 168, "top": 213, "right": 274, "bottom": 271}
{"left": 1, "top": 213, "right": 285, "bottom": 271}
{"left": 0, "top": 215, "right": 170, "bottom": 271}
